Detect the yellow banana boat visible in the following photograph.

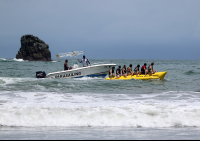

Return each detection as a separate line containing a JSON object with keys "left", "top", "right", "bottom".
{"left": 105, "top": 71, "right": 167, "bottom": 80}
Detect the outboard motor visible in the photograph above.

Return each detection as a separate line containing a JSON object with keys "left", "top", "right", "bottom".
{"left": 36, "top": 71, "right": 46, "bottom": 78}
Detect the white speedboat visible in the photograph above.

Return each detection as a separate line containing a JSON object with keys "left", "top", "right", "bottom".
{"left": 36, "top": 51, "right": 116, "bottom": 79}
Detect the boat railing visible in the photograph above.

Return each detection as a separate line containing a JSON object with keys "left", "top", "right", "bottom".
{"left": 92, "top": 61, "right": 115, "bottom": 65}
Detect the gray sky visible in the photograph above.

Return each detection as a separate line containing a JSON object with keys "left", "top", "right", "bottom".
{"left": 0, "top": 0, "right": 200, "bottom": 59}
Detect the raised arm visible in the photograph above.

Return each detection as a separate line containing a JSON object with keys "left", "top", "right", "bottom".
{"left": 77, "top": 59, "right": 82, "bottom": 63}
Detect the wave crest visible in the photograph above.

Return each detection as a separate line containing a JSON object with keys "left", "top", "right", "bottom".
{"left": 13, "top": 58, "right": 26, "bottom": 62}
{"left": 0, "top": 104, "right": 200, "bottom": 127}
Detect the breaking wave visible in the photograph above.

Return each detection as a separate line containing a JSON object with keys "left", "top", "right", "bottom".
{"left": 0, "top": 58, "right": 6, "bottom": 61}
{"left": 0, "top": 58, "right": 27, "bottom": 62}
{"left": 0, "top": 58, "right": 8, "bottom": 62}
{"left": 0, "top": 91, "right": 200, "bottom": 128}
{"left": 13, "top": 58, "right": 26, "bottom": 62}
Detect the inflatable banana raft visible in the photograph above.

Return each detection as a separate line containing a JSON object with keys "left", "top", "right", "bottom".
{"left": 105, "top": 71, "right": 167, "bottom": 80}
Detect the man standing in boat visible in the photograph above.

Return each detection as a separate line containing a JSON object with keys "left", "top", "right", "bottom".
{"left": 77, "top": 55, "right": 91, "bottom": 67}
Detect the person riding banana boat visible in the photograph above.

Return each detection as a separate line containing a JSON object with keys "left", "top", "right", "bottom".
{"left": 133, "top": 64, "right": 141, "bottom": 76}
{"left": 116, "top": 66, "right": 122, "bottom": 78}
{"left": 148, "top": 62, "right": 157, "bottom": 76}
{"left": 105, "top": 62, "right": 167, "bottom": 80}
{"left": 127, "top": 64, "right": 134, "bottom": 77}
{"left": 122, "top": 65, "right": 127, "bottom": 78}
{"left": 109, "top": 67, "right": 116, "bottom": 79}
{"left": 141, "top": 63, "right": 148, "bottom": 76}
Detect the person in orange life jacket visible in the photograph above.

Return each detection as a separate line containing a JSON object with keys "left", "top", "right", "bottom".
{"left": 148, "top": 62, "right": 157, "bottom": 76}
{"left": 64, "top": 59, "right": 72, "bottom": 70}
{"left": 122, "top": 65, "right": 127, "bottom": 78}
{"left": 109, "top": 67, "right": 116, "bottom": 79}
{"left": 116, "top": 65, "right": 122, "bottom": 78}
{"left": 133, "top": 64, "right": 141, "bottom": 76}
{"left": 77, "top": 55, "right": 91, "bottom": 67}
{"left": 141, "top": 63, "right": 148, "bottom": 76}
{"left": 127, "top": 64, "right": 134, "bottom": 77}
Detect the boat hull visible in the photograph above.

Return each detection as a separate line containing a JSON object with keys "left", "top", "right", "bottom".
{"left": 46, "top": 64, "right": 117, "bottom": 79}
{"left": 105, "top": 71, "right": 167, "bottom": 80}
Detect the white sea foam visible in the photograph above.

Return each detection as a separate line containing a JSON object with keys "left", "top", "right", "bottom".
{"left": 13, "top": 58, "right": 27, "bottom": 62}
{"left": 0, "top": 91, "right": 200, "bottom": 127}
{"left": 0, "top": 77, "right": 36, "bottom": 85}
{"left": 0, "top": 58, "right": 6, "bottom": 61}
{"left": 0, "top": 77, "right": 17, "bottom": 84}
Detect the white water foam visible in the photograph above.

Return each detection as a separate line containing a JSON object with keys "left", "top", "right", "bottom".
{"left": 13, "top": 58, "right": 27, "bottom": 62}
{"left": 0, "top": 77, "right": 18, "bottom": 85}
{"left": 0, "top": 91, "right": 200, "bottom": 127}
{"left": 0, "top": 77, "right": 36, "bottom": 85}
{"left": 0, "top": 58, "right": 6, "bottom": 61}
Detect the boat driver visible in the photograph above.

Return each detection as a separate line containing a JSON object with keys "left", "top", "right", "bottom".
{"left": 64, "top": 59, "right": 72, "bottom": 70}
{"left": 77, "top": 55, "right": 91, "bottom": 67}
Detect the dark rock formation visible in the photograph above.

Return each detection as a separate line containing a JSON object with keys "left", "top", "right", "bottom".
{"left": 16, "top": 35, "right": 52, "bottom": 61}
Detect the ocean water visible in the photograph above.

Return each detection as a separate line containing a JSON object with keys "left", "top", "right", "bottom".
{"left": 0, "top": 58, "right": 200, "bottom": 139}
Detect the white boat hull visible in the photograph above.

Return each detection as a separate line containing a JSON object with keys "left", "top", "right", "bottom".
{"left": 46, "top": 64, "right": 117, "bottom": 79}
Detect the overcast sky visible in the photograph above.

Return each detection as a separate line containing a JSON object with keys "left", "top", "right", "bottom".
{"left": 0, "top": 0, "right": 200, "bottom": 59}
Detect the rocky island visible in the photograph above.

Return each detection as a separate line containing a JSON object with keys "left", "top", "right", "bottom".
{"left": 16, "top": 35, "right": 52, "bottom": 61}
